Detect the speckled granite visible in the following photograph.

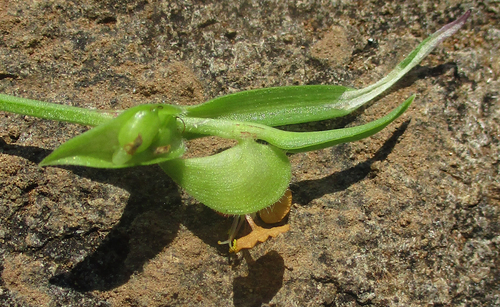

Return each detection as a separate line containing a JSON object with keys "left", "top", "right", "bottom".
{"left": 0, "top": 1, "right": 498, "bottom": 306}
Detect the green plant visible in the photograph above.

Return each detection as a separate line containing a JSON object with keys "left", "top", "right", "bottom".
{"left": 0, "top": 11, "right": 470, "bottom": 252}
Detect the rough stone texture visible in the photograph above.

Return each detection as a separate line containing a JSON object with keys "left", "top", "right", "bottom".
{"left": 0, "top": 0, "right": 498, "bottom": 306}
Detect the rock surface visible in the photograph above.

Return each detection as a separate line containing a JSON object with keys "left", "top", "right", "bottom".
{"left": 0, "top": 0, "right": 498, "bottom": 306}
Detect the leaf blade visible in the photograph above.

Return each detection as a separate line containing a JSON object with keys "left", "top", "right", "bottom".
{"left": 185, "top": 85, "right": 353, "bottom": 126}
{"left": 334, "top": 10, "right": 471, "bottom": 112}
{"left": 183, "top": 11, "right": 469, "bottom": 127}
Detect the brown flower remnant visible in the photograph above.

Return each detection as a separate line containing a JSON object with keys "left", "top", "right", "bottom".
{"left": 229, "top": 215, "right": 290, "bottom": 253}
{"left": 219, "top": 190, "right": 292, "bottom": 253}
{"left": 258, "top": 189, "right": 292, "bottom": 224}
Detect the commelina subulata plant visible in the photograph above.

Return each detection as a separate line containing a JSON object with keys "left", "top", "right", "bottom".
{"left": 0, "top": 11, "right": 470, "bottom": 253}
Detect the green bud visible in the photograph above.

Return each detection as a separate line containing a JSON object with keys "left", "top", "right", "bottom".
{"left": 118, "top": 108, "right": 161, "bottom": 155}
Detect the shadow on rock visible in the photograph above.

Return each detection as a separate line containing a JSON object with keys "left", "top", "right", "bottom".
{"left": 0, "top": 119, "right": 409, "bottom": 291}
{"left": 183, "top": 204, "right": 246, "bottom": 254}
{"left": 48, "top": 165, "right": 182, "bottom": 291}
{"left": 0, "top": 141, "right": 182, "bottom": 291}
{"left": 292, "top": 120, "right": 410, "bottom": 205}
{"left": 48, "top": 206, "right": 180, "bottom": 291}
{"left": 233, "top": 250, "right": 285, "bottom": 307}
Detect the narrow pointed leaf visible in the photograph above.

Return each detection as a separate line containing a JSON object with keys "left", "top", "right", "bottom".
{"left": 185, "top": 85, "right": 353, "bottom": 126}
{"left": 335, "top": 10, "right": 470, "bottom": 111}
{"left": 180, "top": 95, "right": 414, "bottom": 153}
{"left": 183, "top": 11, "right": 469, "bottom": 126}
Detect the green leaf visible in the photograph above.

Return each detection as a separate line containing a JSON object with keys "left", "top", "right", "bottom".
{"left": 183, "top": 11, "right": 470, "bottom": 127}
{"left": 335, "top": 10, "right": 471, "bottom": 112}
{"left": 185, "top": 85, "right": 353, "bottom": 126}
{"left": 40, "top": 104, "right": 186, "bottom": 168}
{"left": 160, "top": 140, "right": 291, "bottom": 215}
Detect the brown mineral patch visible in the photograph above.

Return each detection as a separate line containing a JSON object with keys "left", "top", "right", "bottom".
{"left": 99, "top": 230, "right": 212, "bottom": 307}
{"left": 310, "top": 26, "right": 353, "bottom": 66}
{"left": 2, "top": 254, "right": 53, "bottom": 306}
{"left": 115, "top": 61, "right": 206, "bottom": 107}
{"left": 183, "top": 136, "right": 237, "bottom": 158}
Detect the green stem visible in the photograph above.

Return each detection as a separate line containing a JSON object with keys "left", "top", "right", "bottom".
{"left": 0, "top": 93, "right": 117, "bottom": 126}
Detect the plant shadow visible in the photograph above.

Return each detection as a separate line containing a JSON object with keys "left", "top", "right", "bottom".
{"left": 233, "top": 250, "right": 285, "bottom": 307}
{"left": 291, "top": 119, "right": 410, "bottom": 205}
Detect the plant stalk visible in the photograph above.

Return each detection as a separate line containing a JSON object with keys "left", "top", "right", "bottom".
{"left": 0, "top": 94, "right": 117, "bottom": 126}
